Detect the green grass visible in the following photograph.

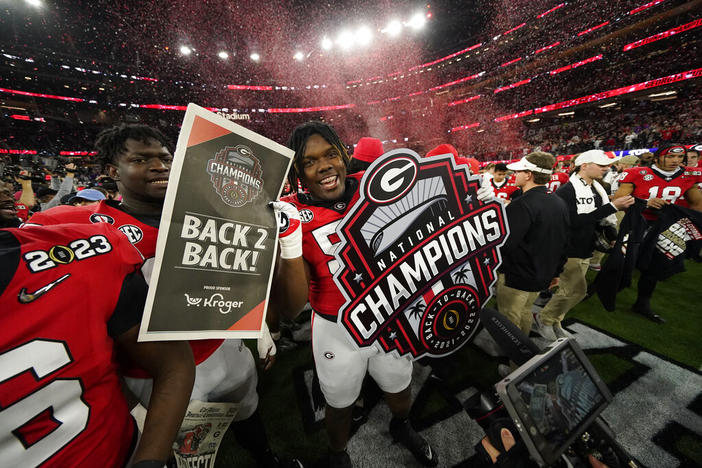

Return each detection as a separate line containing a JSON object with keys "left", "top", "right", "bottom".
{"left": 587, "top": 353, "right": 636, "bottom": 384}
{"left": 570, "top": 260, "right": 702, "bottom": 369}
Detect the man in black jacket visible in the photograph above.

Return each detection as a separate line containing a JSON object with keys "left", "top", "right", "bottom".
{"left": 537, "top": 150, "right": 634, "bottom": 340}
{"left": 497, "top": 152, "right": 570, "bottom": 336}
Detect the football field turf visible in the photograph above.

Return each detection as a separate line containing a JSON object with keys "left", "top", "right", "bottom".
{"left": 216, "top": 260, "right": 702, "bottom": 467}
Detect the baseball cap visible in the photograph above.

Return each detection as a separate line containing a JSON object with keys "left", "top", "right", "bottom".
{"left": 507, "top": 157, "right": 552, "bottom": 174}
{"left": 574, "top": 150, "right": 619, "bottom": 166}
{"left": 619, "top": 155, "right": 640, "bottom": 166}
{"left": 426, "top": 143, "right": 459, "bottom": 159}
{"left": 352, "top": 137, "right": 384, "bottom": 163}
{"left": 68, "top": 188, "right": 106, "bottom": 204}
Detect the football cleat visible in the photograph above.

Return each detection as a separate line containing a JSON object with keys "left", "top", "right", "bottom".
{"left": 389, "top": 418, "right": 438, "bottom": 467}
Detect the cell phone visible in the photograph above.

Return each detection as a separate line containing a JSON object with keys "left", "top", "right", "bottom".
{"left": 495, "top": 338, "right": 612, "bottom": 467}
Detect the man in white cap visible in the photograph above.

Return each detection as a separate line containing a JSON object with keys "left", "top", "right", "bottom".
{"left": 496, "top": 152, "right": 570, "bottom": 337}
{"left": 536, "top": 150, "right": 635, "bottom": 340}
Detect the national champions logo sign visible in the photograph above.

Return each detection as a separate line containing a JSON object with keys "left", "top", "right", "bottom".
{"left": 333, "top": 149, "right": 509, "bottom": 359}
{"left": 206, "top": 145, "right": 263, "bottom": 207}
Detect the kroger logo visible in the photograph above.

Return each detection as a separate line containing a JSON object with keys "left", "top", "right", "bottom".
{"left": 184, "top": 293, "right": 243, "bottom": 314}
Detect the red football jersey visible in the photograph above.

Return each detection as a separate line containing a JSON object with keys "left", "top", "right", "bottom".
{"left": 546, "top": 172, "right": 569, "bottom": 193}
{"left": 281, "top": 175, "right": 362, "bottom": 321}
{"left": 0, "top": 224, "right": 141, "bottom": 466}
{"left": 27, "top": 201, "right": 222, "bottom": 374}
{"left": 619, "top": 166, "right": 699, "bottom": 219}
{"left": 490, "top": 179, "right": 519, "bottom": 201}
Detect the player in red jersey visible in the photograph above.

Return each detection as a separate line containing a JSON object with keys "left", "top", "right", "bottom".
{"left": 614, "top": 144, "right": 702, "bottom": 220}
{"left": 546, "top": 169, "right": 569, "bottom": 193}
{"left": 28, "top": 124, "right": 302, "bottom": 468}
{"left": 613, "top": 144, "right": 702, "bottom": 322}
{"left": 490, "top": 163, "right": 521, "bottom": 203}
{"left": 0, "top": 222, "right": 194, "bottom": 467}
{"left": 273, "top": 121, "right": 453, "bottom": 468}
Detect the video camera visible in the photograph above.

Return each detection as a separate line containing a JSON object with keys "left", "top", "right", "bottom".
{"left": 465, "top": 308, "right": 638, "bottom": 468}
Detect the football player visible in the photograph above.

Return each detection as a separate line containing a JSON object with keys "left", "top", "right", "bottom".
{"left": 271, "top": 121, "right": 493, "bottom": 468}
{"left": 271, "top": 121, "right": 440, "bottom": 468}
{"left": 1, "top": 222, "right": 194, "bottom": 467}
{"left": 26, "top": 124, "right": 302, "bottom": 468}
{"left": 613, "top": 144, "right": 702, "bottom": 322}
{"left": 546, "top": 164, "right": 570, "bottom": 193}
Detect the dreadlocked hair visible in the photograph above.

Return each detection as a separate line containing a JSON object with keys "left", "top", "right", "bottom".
{"left": 94, "top": 124, "right": 172, "bottom": 171}
{"left": 286, "top": 121, "right": 349, "bottom": 192}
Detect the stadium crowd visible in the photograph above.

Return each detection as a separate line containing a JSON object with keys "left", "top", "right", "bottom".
{"left": 2, "top": 112, "right": 701, "bottom": 467}
{"left": 2, "top": 0, "right": 702, "bottom": 466}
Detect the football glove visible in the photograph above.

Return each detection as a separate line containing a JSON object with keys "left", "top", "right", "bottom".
{"left": 270, "top": 201, "right": 302, "bottom": 259}
{"left": 257, "top": 321, "right": 276, "bottom": 370}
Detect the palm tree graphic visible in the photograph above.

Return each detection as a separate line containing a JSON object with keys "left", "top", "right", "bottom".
{"left": 452, "top": 265, "right": 471, "bottom": 283}
{"left": 407, "top": 302, "right": 426, "bottom": 321}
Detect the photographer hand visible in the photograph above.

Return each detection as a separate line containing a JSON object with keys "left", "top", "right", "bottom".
{"left": 481, "top": 428, "right": 516, "bottom": 463}
{"left": 588, "top": 454, "right": 610, "bottom": 468}
{"left": 65, "top": 163, "right": 77, "bottom": 175}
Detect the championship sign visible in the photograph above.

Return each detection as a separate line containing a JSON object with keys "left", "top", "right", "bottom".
{"left": 139, "top": 104, "right": 294, "bottom": 341}
{"left": 333, "top": 150, "right": 509, "bottom": 359}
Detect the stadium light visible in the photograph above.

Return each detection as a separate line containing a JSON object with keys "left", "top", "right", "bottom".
{"left": 217, "top": 51, "right": 229, "bottom": 59}
{"left": 321, "top": 36, "right": 333, "bottom": 50}
{"left": 407, "top": 12, "right": 426, "bottom": 30}
{"left": 649, "top": 90, "right": 676, "bottom": 97}
{"left": 294, "top": 51, "right": 305, "bottom": 61}
{"left": 382, "top": 20, "right": 403, "bottom": 37}
{"left": 250, "top": 52, "right": 261, "bottom": 62}
{"left": 337, "top": 31, "right": 355, "bottom": 50}
{"left": 179, "top": 46, "right": 192, "bottom": 56}
{"left": 25, "top": 0, "right": 42, "bottom": 7}
{"left": 355, "top": 26, "right": 373, "bottom": 46}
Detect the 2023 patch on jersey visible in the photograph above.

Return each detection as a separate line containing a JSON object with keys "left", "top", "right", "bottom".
{"left": 0, "top": 224, "right": 142, "bottom": 467}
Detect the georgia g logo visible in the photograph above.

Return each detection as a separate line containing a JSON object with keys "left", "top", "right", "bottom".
{"left": 366, "top": 156, "right": 418, "bottom": 204}
{"left": 277, "top": 211, "right": 290, "bottom": 234}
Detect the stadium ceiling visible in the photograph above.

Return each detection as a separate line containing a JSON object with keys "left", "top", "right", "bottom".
{"left": 0, "top": 0, "right": 489, "bottom": 84}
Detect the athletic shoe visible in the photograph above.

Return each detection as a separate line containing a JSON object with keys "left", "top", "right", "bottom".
{"left": 534, "top": 322, "right": 558, "bottom": 342}
{"left": 325, "top": 450, "right": 352, "bottom": 468}
{"left": 389, "top": 418, "right": 439, "bottom": 467}
{"left": 553, "top": 324, "right": 573, "bottom": 339}
{"left": 632, "top": 300, "right": 665, "bottom": 324}
{"left": 533, "top": 290, "right": 553, "bottom": 307}
{"left": 589, "top": 263, "right": 601, "bottom": 272}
